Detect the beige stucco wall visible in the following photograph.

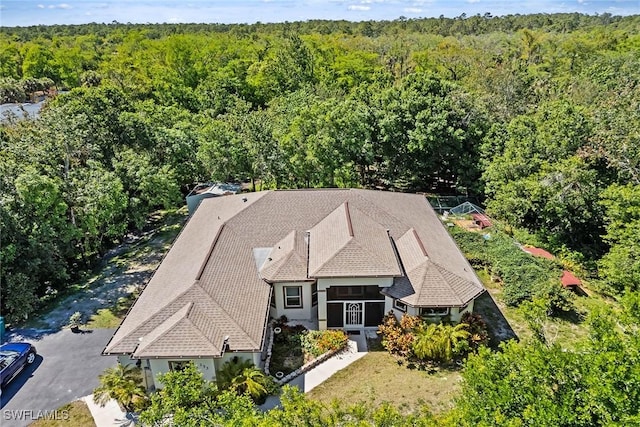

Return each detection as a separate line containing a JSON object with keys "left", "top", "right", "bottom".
{"left": 451, "top": 299, "right": 474, "bottom": 322}
{"left": 148, "top": 358, "right": 216, "bottom": 389}
{"left": 271, "top": 281, "right": 317, "bottom": 321}
{"left": 388, "top": 298, "right": 476, "bottom": 323}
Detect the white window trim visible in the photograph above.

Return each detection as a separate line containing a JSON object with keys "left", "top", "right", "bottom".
{"left": 420, "top": 307, "right": 450, "bottom": 316}
{"left": 284, "top": 286, "right": 303, "bottom": 308}
{"left": 393, "top": 299, "right": 407, "bottom": 312}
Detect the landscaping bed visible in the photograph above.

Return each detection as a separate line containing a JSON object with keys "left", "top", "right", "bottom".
{"left": 267, "top": 320, "right": 349, "bottom": 379}
{"left": 269, "top": 323, "right": 308, "bottom": 377}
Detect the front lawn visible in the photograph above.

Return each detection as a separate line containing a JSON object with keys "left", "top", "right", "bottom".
{"left": 30, "top": 401, "right": 96, "bottom": 427}
{"left": 307, "top": 339, "right": 461, "bottom": 415}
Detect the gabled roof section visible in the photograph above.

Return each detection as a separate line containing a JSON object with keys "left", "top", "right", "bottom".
{"left": 260, "top": 231, "right": 309, "bottom": 282}
{"left": 384, "top": 228, "right": 484, "bottom": 307}
{"left": 103, "top": 191, "right": 268, "bottom": 356}
{"left": 108, "top": 282, "right": 261, "bottom": 358}
{"left": 133, "top": 302, "right": 225, "bottom": 358}
{"left": 308, "top": 202, "right": 402, "bottom": 278}
{"left": 395, "top": 228, "right": 428, "bottom": 272}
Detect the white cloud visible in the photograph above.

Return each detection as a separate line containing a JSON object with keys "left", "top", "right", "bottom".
{"left": 467, "top": 0, "right": 480, "bottom": 3}
{"left": 404, "top": 7, "right": 423, "bottom": 13}
{"left": 42, "top": 3, "right": 73, "bottom": 9}
{"left": 348, "top": 4, "right": 371, "bottom": 10}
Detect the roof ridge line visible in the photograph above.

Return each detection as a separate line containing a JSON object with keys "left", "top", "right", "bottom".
{"left": 344, "top": 201, "right": 354, "bottom": 237}
{"left": 412, "top": 228, "right": 428, "bottom": 257}
{"left": 202, "top": 283, "right": 262, "bottom": 349}
{"left": 196, "top": 222, "right": 226, "bottom": 281}
{"left": 133, "top": 302, "right": 193, "bottom": 355}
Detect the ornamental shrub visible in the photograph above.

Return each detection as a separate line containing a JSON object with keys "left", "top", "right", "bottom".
{"left": 301, "top": 329, "right": 348, "bottom": 359}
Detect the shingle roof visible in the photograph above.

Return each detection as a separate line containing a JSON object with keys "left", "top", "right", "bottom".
{"left": 308, "top": 202, "right": 402, "bottom": 278}
{"left": 104, "top": 189, "right": 484, "bottom": 358}
{"left": 383, "top": 228, "right": 485, "bottom": 307}
{"left": 260, "top": 231, "right": 309, "bottom": 282}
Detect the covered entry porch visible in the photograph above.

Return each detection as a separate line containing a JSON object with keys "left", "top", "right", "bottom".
{"left": 324, "top": 285, "right": 386, "bottom": 329}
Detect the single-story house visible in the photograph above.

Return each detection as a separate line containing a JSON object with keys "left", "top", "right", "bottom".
{"left": 103, "top": 189, "right": 485, "bottom": 389}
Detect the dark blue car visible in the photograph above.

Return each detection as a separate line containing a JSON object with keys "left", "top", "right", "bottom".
{"left": 0, "top": 342, "right": 37, "bottom": 388}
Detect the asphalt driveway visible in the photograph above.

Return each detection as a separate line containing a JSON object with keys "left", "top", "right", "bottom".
{"left": 1, "top": 328, "right": 117, "bottom": 426}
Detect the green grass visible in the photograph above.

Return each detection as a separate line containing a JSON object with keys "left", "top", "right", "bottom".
{"left": 29, "top": 400, "right": 96, "bottom": 427}
{"left": 307, "top": 343, "right": 461, "bottom": 415}
{"left": 474, "top": 265, "right": 619, "bottom": 350}
{"left": 20, "top": 208, "right": 187, "bottom": 330}
{"left": 86, "top": 291, "right": 140, "bottom": 329}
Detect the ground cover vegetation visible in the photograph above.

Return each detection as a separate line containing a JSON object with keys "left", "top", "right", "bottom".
{"left": 378, "top": 312, "right": 488, "bottom": 368}
{"left": 2, "top": 12, "right": 640, "bottom": 425}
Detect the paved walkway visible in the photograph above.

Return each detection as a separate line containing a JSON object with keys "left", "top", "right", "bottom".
{"left": 260, "top": 332, "right": 369, "bottom": 410}
{"left": 83, "top": 395, "right": 134, "bottom": 427}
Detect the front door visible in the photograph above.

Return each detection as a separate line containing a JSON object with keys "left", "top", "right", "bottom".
{"left": 344, "top": 302, "right": 363, "bottom": 327}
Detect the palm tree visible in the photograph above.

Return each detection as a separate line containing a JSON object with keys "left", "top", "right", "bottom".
{"left": 217, "top": 359, "right": 272, "bottom": 403}
{"left": 93, "top": 364, "right": 148, "bottom": 412}
{"left": 412, "top": 323, "right": 442, "bottom": 361}
{"left": 440, "top": 323, "right": 470, "bottom": 361}
{"left": 233, "top": 366, "right": 270, "bottom": 401}
{"left": 217, "top": 358, "right": 252, "bottom": 389}
{"left": 412, "top": 323, "right": 470, "bottom": 363}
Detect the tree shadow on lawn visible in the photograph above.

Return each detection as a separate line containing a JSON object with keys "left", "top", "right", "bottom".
{"left": 473, "top": 292, "right": 518, "bottom": 348}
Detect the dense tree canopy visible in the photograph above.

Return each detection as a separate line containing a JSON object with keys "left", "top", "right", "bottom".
{"left": 0, "top": 12, "right": 637, "bottom": 319}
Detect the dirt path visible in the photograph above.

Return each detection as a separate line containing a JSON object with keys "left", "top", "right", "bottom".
{"left": 26, "top": 210, "right": 187, "bottom": 332}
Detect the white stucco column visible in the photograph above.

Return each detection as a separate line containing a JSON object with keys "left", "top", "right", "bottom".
{"left": 318, "top": 289, "right": 327, "bottom": 330}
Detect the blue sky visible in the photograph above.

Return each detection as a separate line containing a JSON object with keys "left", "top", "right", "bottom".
{"left": 1, "top": 0, "right": 638, "bottom": 27}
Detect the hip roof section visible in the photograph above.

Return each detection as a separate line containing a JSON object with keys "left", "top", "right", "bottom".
{"left": 104, "top": 189, "right": 485, "bottom": 358}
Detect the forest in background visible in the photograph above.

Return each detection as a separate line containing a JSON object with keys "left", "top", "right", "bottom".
{"left": 2, "top": 12, "right": 640, "bottom": 425}
{"left": 2, "top": 11, "right": 639, "bottom": 324}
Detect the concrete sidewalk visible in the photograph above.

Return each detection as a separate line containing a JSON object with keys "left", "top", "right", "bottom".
{"left": 82, "top": 395, "right": 134, "bottom": 427}
{"left": 261, "top": 332, "right": 369, "bottom": 410}
{"left": 292, "top": 332, "right": 368, "bottom": 392}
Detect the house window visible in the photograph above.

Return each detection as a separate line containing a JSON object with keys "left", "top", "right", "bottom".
{"left": 336, "top": 286, "right": 364, "bottom": 298}
{"left": 284, "top": 286, "right": 302, "bottom": 308}
{"left": 420, "top": 307, "right": 449, "bottom": 316}
{"left": 312, "top": 283, "right": 318, "bottom": 306}
{"left": 394, "top": 299, "right": 407, "bottom": 312}
{"left": 168, "top": 361, "right": 190, "bottom": 372}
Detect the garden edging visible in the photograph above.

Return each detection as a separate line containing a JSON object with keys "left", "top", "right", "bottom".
{"left": 263, "top": 323, "right": 348, "bottom": 385}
